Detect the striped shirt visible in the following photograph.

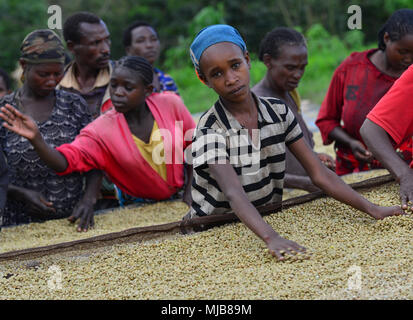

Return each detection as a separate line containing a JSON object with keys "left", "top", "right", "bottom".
{"left": 189, "top": 93, "right": 303, "bottom": 217}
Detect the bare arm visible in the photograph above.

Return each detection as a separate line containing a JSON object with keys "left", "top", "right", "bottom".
{"left": 0, "top": 104, "right": 68, "bottom": 172}
{"left": 68, "top": 170, "right": 103, "bottom": 231}
{"left": 361, "top": 119, "right": 413, "bottom": 210}
{"left": 288, "top": 137, "right": 404, "bottom": 219}
{"left": 284, "top": 173, "right": 320, "bottom": 192}
{"left": 328, "top": 127, "right": 373, "bottom": 163}
{"left": 209, "top": 162, "right": 306, "bottom": 260}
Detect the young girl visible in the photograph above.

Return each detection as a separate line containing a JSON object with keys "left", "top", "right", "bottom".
{"left": 252, "top": 27, "right": 334, "bottom": 192}
{"left": 316, "top": 9, "right": 413, "bottom": 175}
{"left": 0, "top": 56, "right": 195, "bottom": 219}
{"left": 185, "top": 24, "right": 403, "bottom": 260}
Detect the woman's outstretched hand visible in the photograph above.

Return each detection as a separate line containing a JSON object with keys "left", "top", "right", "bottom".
{"left": 0, "top": 104, "right": 40, "bottom": 141}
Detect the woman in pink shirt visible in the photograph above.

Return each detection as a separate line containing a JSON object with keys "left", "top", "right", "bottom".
{"left": 0, "top": 56, "right": 196, "bottom": 208}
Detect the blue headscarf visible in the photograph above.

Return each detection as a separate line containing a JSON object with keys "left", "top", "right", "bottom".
{"left": 189, "top": 24, "right": 247, "bottom": 75}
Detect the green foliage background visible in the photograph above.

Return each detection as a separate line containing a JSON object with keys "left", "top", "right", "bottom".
{"left": 1, "top": 0, "right": 412, "bottom": 112}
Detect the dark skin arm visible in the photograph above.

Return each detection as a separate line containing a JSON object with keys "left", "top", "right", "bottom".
{"left": 1, "top": 104, "right": 70, "bottom": 172}
{"left": 7, "top": 184, "right": 56, "bottom": 217}
{"left": 68, "top": 170, "right": 103, "bottom": 232}
{"left": 328, "top": 127, "right": 373, "bottom": 163}
{"left": 284, "top": 173, "right": 321, "bottom": 192}
{"left": 289, "top": 137, "right": 404, "bottom": 219}
{"left": 361, "top": 119, "right": 413, "bottom": 211}
{"left": 208, "top": 162, "right": 307, "bottom": 261}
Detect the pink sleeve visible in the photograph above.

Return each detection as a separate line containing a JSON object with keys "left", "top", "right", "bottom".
{"left": 367, "top": 65, "right": 413, "bottom": 145}
{"left": 55, "top": 125, "right": 104, "bottom": 175}
{"left": 315, "top": 66, "right": 345, "bottom": 145}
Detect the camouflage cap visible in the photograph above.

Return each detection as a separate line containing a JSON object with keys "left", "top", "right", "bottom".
{"left": 20, "top": 29, "right": 65, "bottom": 64}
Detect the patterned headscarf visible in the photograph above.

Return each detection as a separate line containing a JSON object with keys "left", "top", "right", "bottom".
{"left": 189, "top": 24, "right": 247, "bottom": 76}
{"left": 20, "top": 29, "right": 65, "bottom": 65}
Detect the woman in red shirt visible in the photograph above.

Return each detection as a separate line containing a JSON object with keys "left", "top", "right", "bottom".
{"left": 316, "top": 9, "right": 413, "bottom": 175}
{"left": 0, "top": 56, "right": 195, "bottom": 207}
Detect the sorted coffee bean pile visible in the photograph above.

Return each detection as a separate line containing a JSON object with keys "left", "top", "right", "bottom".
{"left": 0, "top": 170, "right": 389, "bottom": 254}
{"left": 0, "top": 181, "right": 411, "bottom": 299}
{"left": 0, "top": 201, "right": 189, "bottom": 253}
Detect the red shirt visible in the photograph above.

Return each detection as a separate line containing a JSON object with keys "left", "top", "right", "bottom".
{"left": 367, "top": 64, "right": 413, "bottom": 163}
{"left": 56, "top": 92, "right": 196, "bottom": 200}
{"left": 315, "top": 49, "right": 401, "bottom": 174}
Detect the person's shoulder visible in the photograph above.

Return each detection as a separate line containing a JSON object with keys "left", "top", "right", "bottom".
{"left": 197, "top": 106, "right": 216, "bottom": 126}
{"left": 94, "top": 108, "right": 118, "bottom": 123}
{"left": 398, "top": 64, "right": 413, "bottom": 82}
{"left": 151, "top": 91, "right": 180, "bottom": 101}
{"left": 81, "top": 108, "right": 118, "bottom": 134}
{"left": 55, "top": 89, "right": 90, "bottom": 115}
{"left": 148, "top": 91, "right": 186, "bottom": 113}
{"left": 56, "top": 88, "right": 84, "bottom": 103}
{"left": 154, "top": 67, "right": 173, "bottom": 78}
{"left": 338, "top": 49, "right": 375, "bottom": 70}
{"left": 257, "top": 95, "right": 291, "bottom": 123}
{"left": 251, "top": 79, "right": 269, "bottom": 97}
{"left": 258, "top": 95, "right": 288, "bottom": 112}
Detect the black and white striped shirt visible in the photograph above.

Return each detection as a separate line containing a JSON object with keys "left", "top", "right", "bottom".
{"left": 189, "top": 93, "right": 303, "bottom": 217}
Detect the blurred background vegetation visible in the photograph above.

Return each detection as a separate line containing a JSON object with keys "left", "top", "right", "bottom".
{"left": 1, "top": 0, "right": 412, "bottom": 113}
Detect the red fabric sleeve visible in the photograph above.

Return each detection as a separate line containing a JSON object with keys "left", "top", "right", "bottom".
{"left": 367, "top": 65, "right": 413, "bottom": 145}
{"left": 316, "top": 66, "right": 346, "bottom": 145}
{"left": 55, "top": 126, "right": 104, "bottom": 175}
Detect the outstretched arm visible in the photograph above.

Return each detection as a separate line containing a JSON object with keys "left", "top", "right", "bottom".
{"left": 284, "top": 173, "right": 320, "bottom": 192}
{"left": 361, "top": 119, "right": 413, "bottom": 211}
{"left": 288, "top": 137, "right": 404, "bottom": 219}
{"left": 0, "top": 104, "right": 68, "bottom": 172}
{"left": 208, "top": 162, "right": 306, "bottom": 261}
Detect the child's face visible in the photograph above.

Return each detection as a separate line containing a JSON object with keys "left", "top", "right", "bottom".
{"left": 264, "top": 44, "right": 308, "bottom": 93}
{"left": 109, "top": 66, "right": 152, "bottom": 114}
{"left": 199, "top": 42, "right": 251, "bottom": 103}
